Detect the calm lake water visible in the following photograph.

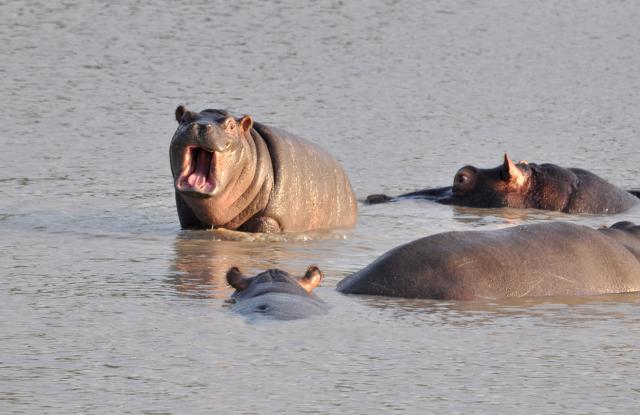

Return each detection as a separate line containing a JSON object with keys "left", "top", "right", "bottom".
{"left": 2, "top": 0, "right": 640, "bottom": 413}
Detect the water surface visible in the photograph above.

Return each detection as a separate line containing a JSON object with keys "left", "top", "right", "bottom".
{"left": 2, "top": 0, "right": 640, "bottom": 413}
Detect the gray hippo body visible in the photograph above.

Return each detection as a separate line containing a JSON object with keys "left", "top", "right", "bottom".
{"left": 170, "top": 106, "right": 357, "bottom": 233}
{"left": 338, "top": 221, "right": 640, "bottom": 300}
{"left": 227, "top": 267, "right": 328, "bottom": 320}
{"left": 367, "top": 154, "right": 639, "bottom": 214}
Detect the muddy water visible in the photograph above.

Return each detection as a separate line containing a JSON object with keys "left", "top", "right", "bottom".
{"left": 2, "top": 0, "right": 640, "bottom": 413}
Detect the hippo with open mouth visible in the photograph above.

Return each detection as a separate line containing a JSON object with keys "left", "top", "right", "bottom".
{"left": 170, "top": 106, "right": 357, "bottom": 232}
{"left": 366, "top": 154, "right": 639, "bottom": 214}
{"left": 337, "top": 221, "right": 640, "bottom": 300}
{"left": 226, "top": 266, "right": 328, "bottom": 320}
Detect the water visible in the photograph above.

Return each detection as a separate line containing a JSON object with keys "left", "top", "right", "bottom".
{"left": 2, "top": 0, "right": 640, "bottom": 413}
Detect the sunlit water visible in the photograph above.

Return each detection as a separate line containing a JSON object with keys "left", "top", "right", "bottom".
{"left": 2, "top": 0, "right": 640, "bottom": 413}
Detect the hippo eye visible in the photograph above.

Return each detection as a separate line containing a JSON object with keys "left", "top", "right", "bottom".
{"left": 455, "top": 173, "right": 469, "bottom": 185}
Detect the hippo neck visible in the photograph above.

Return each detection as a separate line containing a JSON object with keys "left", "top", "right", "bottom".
{"left": 220, "top": 130, "right": 274, "bottom": 230}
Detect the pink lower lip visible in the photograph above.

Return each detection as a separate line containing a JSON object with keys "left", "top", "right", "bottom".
{"left": 176, "top": 147, "right": 216, "bottom": 194}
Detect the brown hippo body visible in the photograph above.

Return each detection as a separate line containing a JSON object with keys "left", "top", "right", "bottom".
{"left": 337, "top": 221, "right": 640, "bottom": 300}
{"left": 170, "top": 106, "right": 357, "bottom": 233}
{"left": 366, "top": 154, "right": 639, "bottom": 214}
{"left": 253, "top": 123, "right": 357, "bottom": 232}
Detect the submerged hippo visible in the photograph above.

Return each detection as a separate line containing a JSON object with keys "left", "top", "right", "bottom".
{"left": 338, "top": 221, "right": 640, "bottom": 300}
{"left": 226, "top": 266, "right": 328, "bottom": 320}
{"left": 170, "top": 106, "right": 357, "bottom": 232}
{"left": 366, "top": 154, "right": 639, "bottom": 214}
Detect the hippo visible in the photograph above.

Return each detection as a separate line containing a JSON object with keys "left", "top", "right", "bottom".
{"left": 170, "top": 106, "right": 358, "bottom": 232}
{"left": 337, "top": 221, "right": 640, "bottom": 300}
{"left": 226, "top": 266, "right": 328, "bottom": 320}
{"left": 366, "top": 154, "right": 639, "bottom": 214}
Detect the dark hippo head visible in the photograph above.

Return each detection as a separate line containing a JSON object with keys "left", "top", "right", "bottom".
{"left": 226, "top": 266, "right": 328, "bottom": 320}
{"left": 227, "top": 266, "right": 323, "bottom": 300}
{"left": 448, "top": 154, "right": 533, "bottom": 208}
{"left": 367, "top": 153, "right": 638, "bottom": 213}
{"left": 170, "top": 105, "right": 259, "bottom": 226}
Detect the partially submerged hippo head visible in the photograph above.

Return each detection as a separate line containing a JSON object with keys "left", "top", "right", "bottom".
{"left": 170, "top": 106, "right": 261, "bottom": 226}
{"left": 226, "top": 266, "right": 328, "bottom": 320}
{"left": 449, "top": 154, "right": 533, "bottom": 208}
{"left": 227, "top": 266, "right": 323, "bottom": 297}
{"left": 447, "top": 154, "right": 638, "bottom": 212}
{"left": 367, "top": 153, "right": 638, "bottom": 213}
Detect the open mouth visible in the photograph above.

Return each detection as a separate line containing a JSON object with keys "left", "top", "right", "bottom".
{"left": 175, "top": 147, "right": 216, "bottom": 195}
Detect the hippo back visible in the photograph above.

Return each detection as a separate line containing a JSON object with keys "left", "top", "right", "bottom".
{"left": 566, "top": 168, "right": 639, "bottom": 213}
{"left": 253, "top": 123, "right": 357, "bottom": 232}
{"left": 338, "top": 222, "right": 640, "bottom": 300}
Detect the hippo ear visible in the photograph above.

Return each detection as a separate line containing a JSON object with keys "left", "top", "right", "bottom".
{"left": 175, "top": 105, "right": 187, "bottom": 123}
{"left": 239, "top": 115, "right": 253, "bottom": 132}
{"left": 297, "top": 265, "right": 323, "bottom": 293}
{"left": 226, "top": 267, "right": 249, "bottom": 291}
{"left": 502, "top": 153, "right": 527, "bottom": 186}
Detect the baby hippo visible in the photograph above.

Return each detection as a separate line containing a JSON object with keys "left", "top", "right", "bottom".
{"left": 226, "top": 266, "right": 329, "bottom": 320}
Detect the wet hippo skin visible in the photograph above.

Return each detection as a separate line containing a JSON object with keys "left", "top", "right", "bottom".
{"left": 337, "top": 221, "right": 640, "bottom": 300}
{"left": 366, "top": 154, "right": 639, "bottom": 214}
{"left": 227, "top": 266, "right": 328, "bottom": 320}
{"left": 170, "top": 106, "right": 357, "bottom": 232}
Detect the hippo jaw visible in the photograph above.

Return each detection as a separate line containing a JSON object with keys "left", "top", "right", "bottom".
{"left": 174, "top": 146, "right": 219, "bottom": 197}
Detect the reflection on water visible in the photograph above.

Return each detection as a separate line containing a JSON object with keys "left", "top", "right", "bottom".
{"left": 168, "top": 231, "right": 342, "bottom": 299}
{"left": 447, "top": 203, "right": 640, "bottom": 229}
{"left": 450, "top": 205, "right": 570, "bottom": 226}
{"left": 169, "top": 232, "right": 292, "bottom": 299}
{"left": 349, "top": 291, "right": 640, "bottom": 327}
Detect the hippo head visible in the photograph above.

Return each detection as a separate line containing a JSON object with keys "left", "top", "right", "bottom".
{"left": 170, "top": 105, "right": 258, "bottom": 226}
{"left": 226, "top": 266, "right": 323, "bottom": 300}
{"left": 449, "top": 154, "right": 533, "bottom": 208}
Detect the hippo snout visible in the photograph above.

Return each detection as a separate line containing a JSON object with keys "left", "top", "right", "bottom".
{"left": 187, "top": 122, "right": 231, "bottom": 152}
{"left": 197, "top": 122, "right": 212, "bottom": 134}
